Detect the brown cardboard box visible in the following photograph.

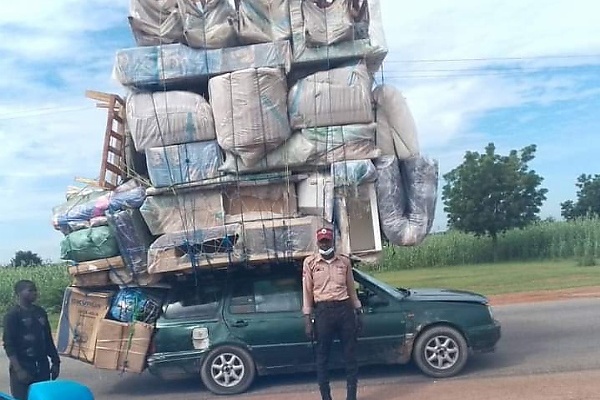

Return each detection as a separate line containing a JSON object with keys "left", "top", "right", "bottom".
{"left": 56, "top": 288, "right": 113, "bottom": 363}
{"left": 224, "top": 183, "right": 298, "bottom": 223}
{"left": 94, "top": 319, "right": 154, "bottom": 373}
{"left": 71, "top": 271, "right": 111, "bottom": 287}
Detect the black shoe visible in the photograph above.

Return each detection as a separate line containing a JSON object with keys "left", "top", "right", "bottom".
{"left": 319, "top": 384, "right": 333, "bottom": 400}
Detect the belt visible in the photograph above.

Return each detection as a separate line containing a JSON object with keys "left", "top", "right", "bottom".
{"left": 315, "top": 299, "right": 351, "bottom": 308}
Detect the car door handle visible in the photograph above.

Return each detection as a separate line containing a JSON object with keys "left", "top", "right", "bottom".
{"left": 231, "top": 320, "right": 249, "bottom": 328}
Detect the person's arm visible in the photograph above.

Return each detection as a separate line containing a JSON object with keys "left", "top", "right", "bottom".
{"left": 3, "top": 310, "right": 24, "bottom": 373}
{"left": 302, "top": 257, "right": 315, "bottom": 316}
{"left": 345, "top": 258, "right": 362, "bottom": 310}
{"left": 42, "top": 310, "right": 60, "bottom": 365}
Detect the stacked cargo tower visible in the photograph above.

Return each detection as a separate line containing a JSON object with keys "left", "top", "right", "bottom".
{"left": 51, "top": 0, "right": 439, "bottom": 374}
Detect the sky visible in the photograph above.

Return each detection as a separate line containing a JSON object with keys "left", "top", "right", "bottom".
{"left": 0, "top": 0, "right": 599, "bottom": 263}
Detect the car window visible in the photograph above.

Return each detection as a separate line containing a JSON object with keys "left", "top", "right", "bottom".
{"left": 163, "top": 285, "right": 223, "bottom": 320}
{"left": 230, "top": 278, "right": 302, "bottom": 314}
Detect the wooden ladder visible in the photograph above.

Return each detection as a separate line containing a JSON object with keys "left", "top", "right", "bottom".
{"left": 86, "top": 90, "right": 127, "bottom": 190}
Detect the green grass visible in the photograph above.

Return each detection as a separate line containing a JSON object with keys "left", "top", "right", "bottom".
{"left": 371, "top": 259, "right": 600, "bottom": 296}
{"left": 371, "top": 218, "right": 600, "bottom": 270}
{"left": 0, "top": 264, "right": 70, "bottom": 321}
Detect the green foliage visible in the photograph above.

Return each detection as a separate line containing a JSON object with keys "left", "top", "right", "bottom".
{"left": 370, "top": 218, "right": 600, "bottom": 271}
{"left": 0, "top": 264, "right": 69, "bottom": 319}
{"left": 442, "top": 143, "right": 548, "bottom": 240}
{"left": 561, "top": 174, "right": 600, "bottom": 221}
{"left": 10, "top": 250, "right": 43, "bottom": 267}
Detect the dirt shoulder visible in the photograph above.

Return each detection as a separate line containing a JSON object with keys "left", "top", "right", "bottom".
{"left": 488, "top": 285, "right": 600, "bottom": 305}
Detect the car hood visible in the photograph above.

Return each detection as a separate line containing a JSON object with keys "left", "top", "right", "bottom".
{"left": 405, "top": 288, "right": 488, "bottom": 304}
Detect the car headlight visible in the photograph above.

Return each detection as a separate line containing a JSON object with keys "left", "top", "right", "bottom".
{"left": 487, "top": 305, "right": 495, "bottom": 320}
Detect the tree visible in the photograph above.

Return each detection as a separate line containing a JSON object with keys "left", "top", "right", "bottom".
{"left": 10, "top": 250, "right": 43, "bottom": 267}
{"left": 560, "top": 174, "right": 600, "bottom": 220}
{"left": 442, "top": 143, "right": 548, "bottom": 245}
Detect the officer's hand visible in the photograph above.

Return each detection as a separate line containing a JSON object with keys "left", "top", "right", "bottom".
{"left": 15, "top": 367, "right": 32, "bottom": 384}
{"left": 50, "top": 363, "right": 60, "bottom": 380}
{"left": 304, "top": 317, "right": 314, "bottom": 340}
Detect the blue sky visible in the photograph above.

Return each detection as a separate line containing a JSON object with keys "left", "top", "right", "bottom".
{"left": 0, "top": 0, "right": 599, "bottom": 263}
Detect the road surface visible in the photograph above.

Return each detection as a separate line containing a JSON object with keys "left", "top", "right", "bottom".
{"left": 2, "top": 298, "right": 600, "bottom": 399}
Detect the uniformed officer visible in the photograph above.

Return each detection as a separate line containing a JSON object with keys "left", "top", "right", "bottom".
{"left": 302, "top": 227, "right": 363, "bottom": 400}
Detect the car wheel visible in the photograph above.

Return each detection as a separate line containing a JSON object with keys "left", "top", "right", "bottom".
{"left": 200, "top": 345, "right": 256, "bottom": 395}
{"left": 413, "top": 325, "right": 468, "bottom": 378}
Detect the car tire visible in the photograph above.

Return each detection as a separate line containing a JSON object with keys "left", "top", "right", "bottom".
{"left": 413, "top": 325, "right": 468, "bottom": 378}
{"left": 200, "top": 345, "right": 256, "bottom": 395}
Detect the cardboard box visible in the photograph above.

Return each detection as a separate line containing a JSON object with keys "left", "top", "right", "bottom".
{"left": 56, "top": 288, "right": 113, "bottom": 363}
{"left": 71, "top": 271, "right": 111, "bottom": 288}
{"left": 94, "top": 319, "right": 154, "bottom": 373}
{"left": 224, "top": 183, "right": 299, "bottom": 223}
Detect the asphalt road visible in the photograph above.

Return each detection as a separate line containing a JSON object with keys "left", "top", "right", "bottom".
{"left": 2, "top": 298, "right": 600, "bottom": 399}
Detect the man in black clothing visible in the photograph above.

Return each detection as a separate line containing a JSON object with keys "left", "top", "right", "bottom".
{"left": 3, "top": 280, "right": 61, "bottom": 400}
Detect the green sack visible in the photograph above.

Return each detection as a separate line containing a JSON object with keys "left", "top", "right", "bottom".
{"left": 60, "top": 226, "right": 120, "bottom": 262}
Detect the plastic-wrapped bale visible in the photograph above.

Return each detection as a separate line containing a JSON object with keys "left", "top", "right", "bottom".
{"left": 106, "top": 209, "right": 156, "bottom": 275}
{"left": 241, "top": 216, "right": 321, "bottom": 261}
{"left": 289, "top": 0, "right": 387, "bottom": 71}
{"left": 331, "top": 159, "right": 377, "bottom": 187}
{"left": 109, "top": 287, "right": 163, "bottom": 324}
{"left": 145, "top": 140, "right": 222, "bottom": 187}
{"left": 178, "top": 0, "right": 238, "bottom": 49}
{"left": 147, "top": 224, "right": 244, "bottom": 274}
{"left": 209, "top": 67, "right": 291, "bottom": 166}
{"left": 140, "top": 189, "right": 225, "bottom": 235}
{"left": 288, "top": 61, "right": 373, "bottom": 129}
{"left": 219, "top": 123, "right": 381, "bottom": 173}
{"left": 302, "top": 0, "right": 354, "bottom": 46}
{"left": 129, "top": 0, "right": 183, "bottom": 46}
{"left": 113, "top": 40, "right": 292, "bottom": 89}
{"left": 237, "top": 0, "right": 292, "bottom": 44}
{"left": 126, "top": 91, "right": 216, "bottom": 151}
{"left": 60, "top": 226, "right": 120, "bottom": 263}
{"left": 373, "top": 85, "right": 420, "bottom": 160}
{"left": 52, "top": 180, "right": 146, "bottom": 235}
{"left": 223, "top": 182, "right": 298, "bottom": 223}
{"left": 374, "top": 156, "right": 439, "bottom": 246}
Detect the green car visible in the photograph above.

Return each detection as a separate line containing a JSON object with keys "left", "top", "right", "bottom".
{"left": 147, "top": 265, "right": 501, "bottom": 395}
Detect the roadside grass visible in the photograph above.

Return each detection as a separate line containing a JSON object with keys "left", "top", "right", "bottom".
{"left": 371, "top": 259, "right": 600, "bottom": 296}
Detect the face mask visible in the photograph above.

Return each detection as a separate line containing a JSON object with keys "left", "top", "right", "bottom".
{"left": 319, "top": 247, "right": 334, "bottom": 256}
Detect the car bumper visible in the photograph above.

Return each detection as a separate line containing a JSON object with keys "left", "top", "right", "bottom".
{"left": 147, "top": 351, "right": 209, "bottom": 379}
{"left": 467, "top": 319, "right": 501, "bottom": 353}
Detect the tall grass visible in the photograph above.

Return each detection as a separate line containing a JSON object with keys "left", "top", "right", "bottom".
{"left": 373, "top": 218, "right": 600, "bottom": 271}
{"left": 0, "top": 264, "right": 69, "bottom": 319}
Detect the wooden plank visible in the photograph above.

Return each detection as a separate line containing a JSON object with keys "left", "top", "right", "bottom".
{"left": 107, "top": 145, "right": 122, "bottom": 156}
{"left": 105, "top": 163, "right": 122, "bottom": 175}
{"left": 85, "top": 90, "right": 113, "bottom": 103}
{"left": 109, "top": 130, "right": 123, "bottom": 140}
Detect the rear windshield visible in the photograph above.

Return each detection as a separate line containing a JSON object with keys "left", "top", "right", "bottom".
{"left": 163, "top": 284, "right": 224, "bottom": 320}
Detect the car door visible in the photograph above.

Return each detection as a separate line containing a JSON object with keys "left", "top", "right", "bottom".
{"left": 354, "top": 275, "right": 408, "bottom": 365}
{"left": 223, "top": 276, "right": 314, "bottom": 372}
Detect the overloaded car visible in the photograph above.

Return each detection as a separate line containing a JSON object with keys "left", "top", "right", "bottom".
{"left": 147, "top": 264, "right": 501, "bottom": 395}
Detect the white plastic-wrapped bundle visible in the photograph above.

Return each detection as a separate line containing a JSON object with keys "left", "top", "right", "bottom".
{"left": 237, "top": 0, "right": 292, "bottom": 44}
{"left": 209, "top": 67, "right": 291, "bottom": 167}
{"left": 375, "top": 155, "right": 438, "bottom": 246}
{"left": 126, "top": 91, "right": 216, "bottom": 151}
{"left": 302, "top": 0, "right": 354, "bottom": 46}
{"left": 129, "top": 0, "right": 183, "bottom": 46}
{"left": 289, "top": 0, "right": 387, "bottom": 71}
{"left": 288, "top": 61, "right": 374, "bottom": 129}
{"left": 178, "top": 0, "right": 238, "bottom": 48}
{"left": 373, "top": 85, "right": 420, "bottom": 160}
{"left": 219, "top": 123, "right": 380, "bottom": 173}
{"left": 331, "top": 159, "right": 377, "bottom": 187}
